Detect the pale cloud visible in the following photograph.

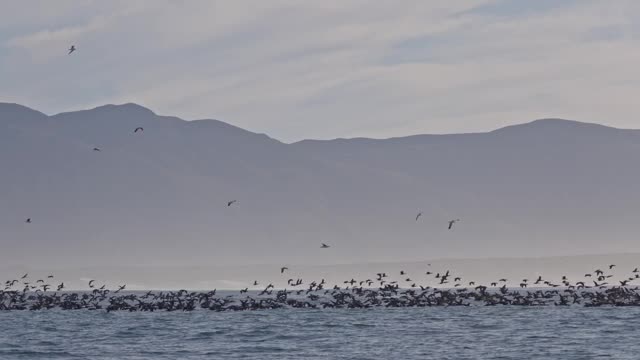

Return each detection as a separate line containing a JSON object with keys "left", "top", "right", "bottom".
{"left": 1, "top": 0, "right": 640, "bottom": 141}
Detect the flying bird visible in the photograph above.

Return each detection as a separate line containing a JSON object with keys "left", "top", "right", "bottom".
{"left": 448, "top": 219, "right": 460, "bottom": 230}
{"left": 93, "top": 147, "right": 101, "bottom": 152}
{"left": 415, "top": 212, "right": 422, "bottom": 221}
{"left": 68, "top": 45, "right": 76, "bottom": 54}
{"left": 321, "top": 243, "right": 330, "bottom": 248}
{"left": 227, "top": 200, "right": 237, "bottom": 207}
{"left": 134, "top": 127, "right": 144, "bottom": 133}
{"left": 280, "top": 267, "right": 288, "bottom": 274}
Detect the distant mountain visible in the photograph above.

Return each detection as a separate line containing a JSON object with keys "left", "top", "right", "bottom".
{"left": 2, "top": 102, "right": 640, "bottom": 270}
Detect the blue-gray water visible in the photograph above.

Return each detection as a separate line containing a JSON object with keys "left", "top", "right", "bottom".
{"left": 1, "top": 307, "right": 638, "bottom": 359}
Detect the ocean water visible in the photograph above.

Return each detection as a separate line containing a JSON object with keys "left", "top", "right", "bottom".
{"left": 0, "top": 307, "right": 638, "bottom": 359}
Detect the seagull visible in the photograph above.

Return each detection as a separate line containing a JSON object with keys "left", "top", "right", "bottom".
{"left": 253, "top": 280, "right": 259, "bottom": 286}
{"left": 68, "top": 45, "right": 76, "bottom": 54}
{"left": 88, "top": 280, "right": 95, "bottom": 288}
{"left": 93, "top": 147, "right": 101, "bottom": 152}
{"left": 25, "top": 218, "right": 32, "bottom": 224}
{"left": 134, "top": 127, "right": 144, "bottom": 133}
{"left": 609, "top": 264, "right": 616, "bottom": 269}
{"left": 280, "top": 267, "right": 288, "bottom": 274}
{"left": 227, "top": 200, "right": 237, "bottom": 207}
{"left": 415, "top": 212, "right": 422, "bottom": 221}
{"left": 448, "top": 219, "right": 460, "bottom": 230}
{"left": 21, "top": 273, "right": 28, "bottom": 279}
{"left": 321, "top": 243, "right": 330, "bottom": 248}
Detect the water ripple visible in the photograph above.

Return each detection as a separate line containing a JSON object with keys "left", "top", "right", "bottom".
{"left": 0, "top": 308, "right": 639, "bottom": 359}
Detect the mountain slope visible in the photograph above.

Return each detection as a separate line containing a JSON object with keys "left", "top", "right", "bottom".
{"left": 2, "top": 103, "right": 640, "bottom": 269}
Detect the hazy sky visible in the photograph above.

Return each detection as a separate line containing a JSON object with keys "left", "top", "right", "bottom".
{"left": 2, "top": 0, "right": 640, "bottom": 142}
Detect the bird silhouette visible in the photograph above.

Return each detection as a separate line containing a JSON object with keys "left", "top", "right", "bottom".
{"left": 227, "top": 200, "right": 237, "bottom": 207}
{"left": 415, "top": 212, "right": 422, "bottom": 221}
{"left": 68, "top": 45, "right": 76, "bottom": 54}
{"left": 25, "top": 218, "right": 31, "bottom": 224}
{"left": 321, "top": 243, "right": 330, "bottom": 248}
{"left": 134, "top": 127, "right": 144, "bottom": 133}
{"left": 281, "top": 267, "right": 288, "bottom": 274}
{"left": 448, "top": 219, "right": 460, "bottom": 230}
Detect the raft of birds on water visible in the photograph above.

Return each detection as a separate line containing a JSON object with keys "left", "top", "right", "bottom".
{"left": 3, "top": 264, "right": 640, "bottom": 312}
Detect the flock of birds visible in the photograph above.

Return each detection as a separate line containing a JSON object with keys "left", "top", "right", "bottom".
{"left": 9, "top": 44, "right": 635, "bottom": 313}
{"left": 2, "top": 265, "right": 640, "bottom": 311}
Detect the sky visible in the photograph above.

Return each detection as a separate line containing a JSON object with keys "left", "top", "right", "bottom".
{"left": 1, "top": 0, "right": 640, "bottom": 142}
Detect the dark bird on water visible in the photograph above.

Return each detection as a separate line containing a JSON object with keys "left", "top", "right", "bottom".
{"left": 68, "top": 45, "right": 76, "bottom": 54}
{"left": 448, "top": 219, "right": 460, "bottom": 230}
{"left": 321, "top": 243, "right": 330, "bottom": 248}
{"left": 134, "top": 127, "right": 144, "bottom": 133}
{"left": 227, "top": 200, "right": 237, "bottom": 207}
{"left": 281, "top": 267, "right": 288, "bottom": 274}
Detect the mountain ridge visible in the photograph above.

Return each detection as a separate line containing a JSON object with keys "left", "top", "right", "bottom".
{"left": 2, "top": 102, "right": 635, "bottom": 143}
{"left": 2, "top": 101, "right": 640, "bottom": 270}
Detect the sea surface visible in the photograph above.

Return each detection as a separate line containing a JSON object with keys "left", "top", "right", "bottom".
{"left": 1, "top": 307, "right": 639, "bottom": 359}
